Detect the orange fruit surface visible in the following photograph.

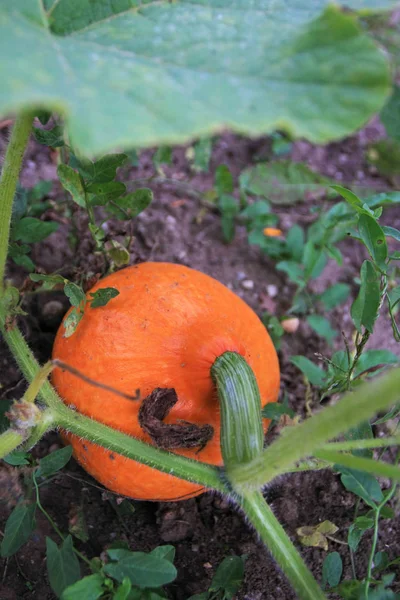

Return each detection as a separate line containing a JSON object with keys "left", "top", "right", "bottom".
{"left": 52, "top": 262, "right": 280, "bottom": 501}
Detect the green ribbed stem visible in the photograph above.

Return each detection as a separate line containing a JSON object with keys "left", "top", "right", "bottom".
{"left": 0, "top": 112, "right": 33, "bottom": 292}
{"left": 211, "top": 351, "right": 264, "bottom": 467}
{"left": 240, "top": 491, "right": 327, "bottom": 600}
{"left": 0, "top": 430, "right": 25, "bottom": 459}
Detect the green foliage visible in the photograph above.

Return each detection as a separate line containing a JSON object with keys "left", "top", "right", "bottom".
{"left": 33, "top": 125, "right": 65, "bottom": 148}
{"left": 36, "top": 446, "right": 73, "bottom": 479}
{"left": 188, "top": 556, "right": 246, "bottom": 600}
{"left": 240, "top": 161, "right": 335, "bottom": 205}
{"left": 0, "top": 502, "right": 36, "bottom": 557}
{"left": 0, "top": 2, "right": 392, "bottom": 154}
{"left": 322, "top": 552, "right": 343, "bottom": 589}
{"left": 46, "top": 535, "right": 81, "bottom": 598}
{"left": 89, "top": 287, "right": 120, "bottom": 308}
{"left": 381, "top": 84, "right": 400, "bottom": 142}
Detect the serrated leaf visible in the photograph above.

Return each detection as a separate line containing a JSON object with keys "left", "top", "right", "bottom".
{"left": 33, "top": 125, "right": 64, "bottom": 147}
{"left": 84, "top": 153, "right": 128, "bottom": 184}
{"left": 351, "top": 260, "right": 381, "bottom": 333}
{"left": 36, "top": 446, "right": 73, "bottom": 479}
{"left": 338, "top": 468, "right": 383, "bottom": 507}
{"left": 30, "top": 273, "right": 66, "bottom": 290}
{"left": 46, "top": 536, "right": 81, "bottom": 598}
{"left": 104, "top": 551, "right": 177, "bottom": 587}
{"left": 106, "top": 188, "right": 153, "bottom": 220}
{"left": 262, "top": 402, "right": 295, "bottom": 420}
{"left": 89, "top": 287, "right": 120, "bottom": 308}
{"left": 241, "top": 161, "right": 334, "bottom": 205}
{"left": 209, "top": 556, "right": 245, "bottom": 599}
{"left": 322, "top": 552, "right": 343, "bottom": 589}
{"left": 291, "top": 356, "right": 326, "bottom": 386}
{"left": 0, "top": 3, "right": 392, "bottom": 154}
{"left": 86, "top": 182, "right": 126, "bottom": 206}
{"left": 320, "top": 283, "right": 350, "bottom": 310}
{"left": 0, "top": 503, "right": 36, "bottom": 557}
{"left": 64, "top": 282, "right": 86, "bottom": 308}
{"left": 307, "top": 315, "right": 337, "bottom": 344}
{"left": 11, "top": 217, "right": 59, "bottom": 243}
{"left": 61, "top": 574, "right": 105, "bottom": 600}
{"left": 57, "top": 164, "right": 86, "bottom": 208}
{"left": 358, "top": 214, "right": 388, "bottom": 268}
{"left": 63, "top": 308, "right": 83, "bottom": 338}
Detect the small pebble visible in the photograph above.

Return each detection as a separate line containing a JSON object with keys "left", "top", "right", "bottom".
{"left": 241, "top": 279, "right": 254, "bottom": 290}
{"left": 282, "top": 317, "right": 300, "bottom": 333}
{"left": 236, "top": 271, "right": 246, "bottom": 281}
{"left": 266, "top": 284, "right": 278, "bottom": 298}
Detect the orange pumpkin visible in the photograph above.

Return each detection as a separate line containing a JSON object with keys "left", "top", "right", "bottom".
{"left": 52, "top": 263, "right": 280, "bottom": 501}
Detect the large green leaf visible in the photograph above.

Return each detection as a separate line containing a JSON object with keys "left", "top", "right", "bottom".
{"left": 0, "top": 1, "right": 392, "bottom": 154}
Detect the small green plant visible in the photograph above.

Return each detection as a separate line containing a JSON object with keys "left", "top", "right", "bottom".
{"left": 1, "top": 2, "right": 399, "bottom": 599}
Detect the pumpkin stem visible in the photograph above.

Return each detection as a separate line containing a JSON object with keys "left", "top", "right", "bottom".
{"left": 211, "top": 351, "right": 264, "bottom": 468}
{"left": 138, "top": 387, "right": 214, "bottom": 450}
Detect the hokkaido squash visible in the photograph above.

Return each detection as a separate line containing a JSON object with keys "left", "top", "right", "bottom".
{"left": 52, "top": 262, "right": 280, "bottom": 501}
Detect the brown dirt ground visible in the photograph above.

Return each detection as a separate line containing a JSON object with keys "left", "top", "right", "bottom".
{"left": 0, "top": 120, "right": 399, "bottom": 600}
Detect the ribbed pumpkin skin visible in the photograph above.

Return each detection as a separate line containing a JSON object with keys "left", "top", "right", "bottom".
{"left": 52, "top": 263, "right": 280, "bottom": 501}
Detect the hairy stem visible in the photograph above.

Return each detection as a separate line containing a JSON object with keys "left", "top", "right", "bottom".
{"left": 0, "top": 430, "right": 24, "bottom": 459}
{"left": 239, "top": 491, "right": 326, "bottom": 600}
{"left": 230, "top": 367, "right": 400, "bottom": 490}
{"left": 0, "top": 113, "right": 34, "bottom": 291}
{"left": 314, "top": 449, "right": 400, "bottom": 481}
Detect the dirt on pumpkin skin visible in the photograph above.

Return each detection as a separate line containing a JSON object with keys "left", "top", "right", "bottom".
{"left": 1, "top": 123, "right": 400, "bottom": 600}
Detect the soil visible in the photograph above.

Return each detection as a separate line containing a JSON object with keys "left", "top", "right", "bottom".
{"left": 1, "top": 119, "right": 400, "bottom": 600}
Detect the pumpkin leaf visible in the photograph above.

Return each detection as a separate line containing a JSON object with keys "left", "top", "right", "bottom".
{"left": 240, "top": 161, "right": 335, "bottom": 205}
{"left": 89, "top": 287, "right": 120, "bottom": 308}
{"left": 0, "top": 2, "right": 392, "bottom": 154}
